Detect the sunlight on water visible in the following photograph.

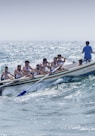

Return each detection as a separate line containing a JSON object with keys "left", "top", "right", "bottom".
{"left": 0, "top": 41, "right": 95, "bottom": 136}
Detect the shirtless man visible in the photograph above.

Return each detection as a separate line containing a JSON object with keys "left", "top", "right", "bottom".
{"left": 51, "top": 57, "right": 58, "bottom": 71}
{"left": 56, "top": 54, "right": 66, "bottom": 70}
{"left": 33, "top": 64, "right": 44, "bottom": 76}
{"left": 1, "top": 66, "right": 14, "bottom": 80}
{"left": 57, "top": 54, "right": 66, "bottom": 65}
{"left": 40, "top": 58, "right": 51, "bottom": 74}
{"left": 14, "top": 65, "right": 24, "bottom": 79}
{"left": 23, "top": 60, "right": 33, "bottom": 78}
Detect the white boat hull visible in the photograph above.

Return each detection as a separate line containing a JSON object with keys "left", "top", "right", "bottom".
{"left": 0, "top": 61, "right": 95, "bottom": 96}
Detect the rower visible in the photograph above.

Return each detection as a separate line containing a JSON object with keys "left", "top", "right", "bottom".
{"left": 23, "top": 60, "right": 33, "bottom": 78}
{"left": 40, "top": 58, "right": 51, "bottom": 74}
{"left": 57, "top": 54, "right": 66, "bottom": 64}
{"left": 56, "top": 54, "right": 66, "bottom": 70}
{"left": 33, "top": 64, "right": 44, "bottom": 76}
{"left": 78, "top": 59, "right": 83, "bottom": 65}
{"left": 1, "top": 66, "right": 14, "bottom": 80}
{"left": 14, "top": 65, "right": 24, "bottom": 79}
{"left": 51, "top": 57, "right": 59, "bottom": 72}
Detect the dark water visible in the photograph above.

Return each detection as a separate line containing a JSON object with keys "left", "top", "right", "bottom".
{"left": 0, "top": 41, "right": 95, "bottom": 136}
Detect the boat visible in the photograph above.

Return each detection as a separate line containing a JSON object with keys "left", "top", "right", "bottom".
{"left": 0, "top": 60, "right": 95, "bottom": 96}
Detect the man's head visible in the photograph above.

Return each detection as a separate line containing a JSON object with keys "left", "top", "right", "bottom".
{"left": 86, "top": 41, "right": 90, "bottom": 45}
{"left": 25, "top": 60, "right": 30, "bottom": 66}
{"left": 5, "top": 66, "right": 8, "bottom": 72}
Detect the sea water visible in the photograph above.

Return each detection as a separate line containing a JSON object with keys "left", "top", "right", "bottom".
{"left": 0, "top": 41, "right": 95, "bottom": 136}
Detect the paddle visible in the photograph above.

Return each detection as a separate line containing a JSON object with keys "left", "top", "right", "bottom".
{"left": 17, "top": 66, "right": 61, "bottom": 97}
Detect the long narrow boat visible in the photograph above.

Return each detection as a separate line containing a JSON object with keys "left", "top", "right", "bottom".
{"left": 0, "top": 60, "right": 95, "bottom": 96}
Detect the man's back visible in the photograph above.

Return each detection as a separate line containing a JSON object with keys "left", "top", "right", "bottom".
{"left": 82, "top": 41, "right": 93, "bottom": 61}
{"left": 83, "top": 45, "right": 92, "bottom": 60}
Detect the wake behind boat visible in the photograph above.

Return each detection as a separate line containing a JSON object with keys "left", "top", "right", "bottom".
{"left": 0, "top": 60, "right": 95, "bottom": 96}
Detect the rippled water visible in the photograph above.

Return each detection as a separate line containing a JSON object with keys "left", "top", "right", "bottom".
{"left": 0, "top": 41, "right": 95, "bottom": 136}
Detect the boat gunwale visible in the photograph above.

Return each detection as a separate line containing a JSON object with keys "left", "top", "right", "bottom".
{"left": 0, "top": 60, "right": 95, "bottom": 87}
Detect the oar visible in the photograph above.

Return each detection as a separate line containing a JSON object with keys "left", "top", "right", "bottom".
{"left": 17, "top": 66, "right": 60, "bottom": 97}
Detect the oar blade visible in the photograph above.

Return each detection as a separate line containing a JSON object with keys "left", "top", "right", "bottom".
{"left": 17, "top": 90, "right": 27, "bottom": 97}
{"left": 17, "top": 66, "right": 61, "bottom": 97}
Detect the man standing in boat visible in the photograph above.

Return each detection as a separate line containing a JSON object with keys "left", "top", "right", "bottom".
{"left": 82, "top": 41, "right": 94, "bottom": 62}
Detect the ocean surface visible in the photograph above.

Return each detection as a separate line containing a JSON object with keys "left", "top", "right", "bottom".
{"left": 0, "top": 41, "right": 95, "bottom": 136}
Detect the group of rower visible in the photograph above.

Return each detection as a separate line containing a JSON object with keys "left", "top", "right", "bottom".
{"left": 1, "top": 41, "right": 94, "bottom": 81}
{"left": 1, "top": 54, "right": 66, "bottom": 81}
